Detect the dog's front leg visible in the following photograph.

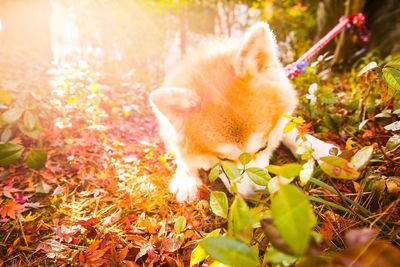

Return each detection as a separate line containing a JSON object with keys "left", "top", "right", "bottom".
{"left": 169, "top": 158, "right": 202, "bottom": 202}
{"left": 282, "top": 128, "right": 340, "bottom": 159}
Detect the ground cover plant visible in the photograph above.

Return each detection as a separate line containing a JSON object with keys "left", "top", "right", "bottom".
{"left": 0, "top": 0, "right": 399, "bottom": 266}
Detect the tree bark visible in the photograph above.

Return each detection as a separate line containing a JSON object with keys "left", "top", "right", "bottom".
{"left": 331, "top": 0, "right": 366, "bottom": 66}
{"left": 315, "top": 0, "right": 400, "bottom": 66}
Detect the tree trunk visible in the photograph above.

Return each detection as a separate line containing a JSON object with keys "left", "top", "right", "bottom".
{"left": 364, "top": 0, "right": 400, "bottom": 56}
{"left": 331, "top": 0, "right": 366, "bottom": 66}
{"left": 314, "top": 0, "right": 345, "bottom": 53}
{"left": 315, "top": 0, "right": 399, "bottom": 67}
{"left": 0, "top": 0, "right": 53, "bottom": 62}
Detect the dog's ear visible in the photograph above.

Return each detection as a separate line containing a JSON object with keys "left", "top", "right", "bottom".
{"left": 235, "top": 22, "right": 279, "bottom": 78}
{"left": 149, "top": 87, "right": 199, "bottom": 126}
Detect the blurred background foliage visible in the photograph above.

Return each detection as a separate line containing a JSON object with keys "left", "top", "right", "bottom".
{"left": 0, "top": 0, "right": 398, "bottom": 86}
{"left": 0, "top": 1, "right": 399, "bottom": 265}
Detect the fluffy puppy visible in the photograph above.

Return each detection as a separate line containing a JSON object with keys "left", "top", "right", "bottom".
{"left": 150, "top": 23, "right": 337, "bottom": 202}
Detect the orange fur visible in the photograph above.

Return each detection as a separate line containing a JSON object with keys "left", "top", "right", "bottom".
{"left": 150, "top": 22, "right": 298, "bottom": 201}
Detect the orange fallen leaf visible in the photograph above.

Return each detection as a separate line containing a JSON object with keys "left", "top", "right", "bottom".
{"left": 0, "top": 199, "right": 23, "bottom": 219}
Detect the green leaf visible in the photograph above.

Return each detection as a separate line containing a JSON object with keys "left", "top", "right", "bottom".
{"left": 267, "top": 165, "right": 281, "bottom": 175}
{"left": 320, "top": 93, "right": 338, "bottom": 104}
{"left": 36, "top": 180, "right": 53, "bottom": 194}
{"left": 264, "top": 245, "right": 297, "bottom": 265}
{"left": 209, "top": 164, "right": 221, "bottom": 182}
{"left": 1, "top": 126, "right": 12, "bottom": 142}
{"left": 268, "top": 177, "right": 292, "bottom": 195}
{"left": 210, "top": 191, "right": 228, "bottom": 219}
{"left": 299, "top": 160, "right": 314, "bottom": 186}
{"left": 2, "top": 108, "right": 23, "bottom": 123}
{"left": 384, "top": 121, "right": 400, "bottom": 131}
{"left": 199, "top": 236, "right": 259, "bottom": 267}
{"left": 239, "top": 153, "right": 251, "bottom": 166}
{"left": 296, "top": 141, "right": 313, "bottom": 160}
{"left": 382, "top": 67, "right": 400, "bottom": 90}
{"left": 283, "top": 121, "right": 296, "bottom": 134}
{"left": 190, "top": 229, "right": 221, "bottom": 267}
{"left": 19, "top": 123, "right": 41, "bottom": 139}
{"left": 246, "top": 167, "right": 270, "bottom": 186}
{"left": 375, "top": 109, "right": 392, "bottom": 118}
{"left": 359, "top": 119, "right": 369, "bottom": 130}
{"left": 23, "top": 111, "right": 37, "bottom": 131}
{"left": 228, "top": 197, "right": 254, "bottom": 242}
{"left": 267, "top": 163, "right": 302, "bottom": 180}
{"left": 280, "top": 163, "right": 302, "bottom": 179}
{"left": 174, "top": 216, "right": 186, "bottom": 234}
{"left": 350, "top": 146, "right": 373, "bottom": 170}
{"left": 0, "top": 143, "right": 24, "bottom": 167}
{"left": 358, "top": 61, "right": 378, "bottom": 77}
{"left": 293, "top": 116, "right": 305, "bottom": 124}
{"left": 209, "top": 261, "right": 230, "bottom": 267}
{"left": 27, "top": 149, "right": 47, "bottom": 170}
{"left": 318, "top": 156, "right": 359, "bottom": 180}
{"left": 386, "top": 57, "right": 400, "bottom": 68}
{"left": 222, "top": 161, "right": 240, "bottom": 181}
{"left": 190, "top": 241, "right": 210, "bottom": 266}
{"left": 271, "top": 185, "right": 316, "bottom": 256}
{"left": 386, "top": 135, "right": 400, "bottom": 151}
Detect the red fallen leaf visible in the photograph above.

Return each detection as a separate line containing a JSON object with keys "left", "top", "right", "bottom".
{"left": 48, "top": 165, "right": 63, "bottom": 174}
{"left": 74, "top": 217, "right": 100, "bottom": 229}
{"left": 74, "top": 217, "right": 99, "bottom": 238}
{"left": 320, "top": 220, "right": 334, "bottom": 241}
{"left": 81, "top": 239, "right": 111, "bottom": 267}
{"left": 52, "top": 185, "right": 68, "bottom": 196}
{"left": 119, "top": 245, "right": 129, "bottom": 261}
{"left": 337, "top": 240, "right": 400, "bottom": 267}
{"left": 197, "top": 184, "right": 207, "bottom": 200}
{"left": 362, "top": 130, "right": 374, "bottom": 139}
{"left": 79, "top": 251, "right": 85, "bottom": 265}
{"left": 164, "top": 255, "right": 185, "bottom": 267}
{"left": 0, "top": 185, "right": 21, "bottom": 199}
{"left": 8, "top": 165, "right": 16, "bottom": 173}
{"left": 121, "top": 260, "right": 140, "bottom": 267}
{"left": 36, "top": 239, "right": 64, "bottom": 254}
{"left": 147, "top": 248, "right": 159, "bottom": 263}
{"left": 160, "top": 238, "right": 182, "bottom": 253}
{"left": 15, "top": 193, "right": 29, "bottom": 204}
{"left": 54, "top": 225, "right": 79, "bottom": 243}
{"left": 22, "top": 202, "right": 45, "bottom": 209}
{"left": 40, "top": 170, "right": 55, "bottom": 182}
{"left": 119, "top": 193, "right": 134, "bottom": 208}
{"left": 335, "top": 181, "right": 354, "bottom": 194}
{"left": 135, "top": 244, "right": 153, "bottom": 262}
{"left": 0, "top": 199, "right": 23, "bottom": 219}
{"left": 122, "top": 216, "right": 137, "bottom": 230}
{"left": 345, "top": 228, "right": 377, "bottom": 248}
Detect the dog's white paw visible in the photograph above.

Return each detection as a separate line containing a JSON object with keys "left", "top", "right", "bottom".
{"left": 169, "top": 171, "right": 200, "bottom": 202}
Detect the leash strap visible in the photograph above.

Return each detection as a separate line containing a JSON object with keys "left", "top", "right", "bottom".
{"left": 285, "top": 12, "right": 369, "bottom": 79}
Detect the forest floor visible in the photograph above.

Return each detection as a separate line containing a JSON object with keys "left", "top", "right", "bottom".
{"left": 0, "top": 55, "right": 399, "bottom": 266}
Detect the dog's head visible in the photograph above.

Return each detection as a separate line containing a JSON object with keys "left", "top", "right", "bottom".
{"left": 150, "top": 23, "right": 297, "bottom": 173}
